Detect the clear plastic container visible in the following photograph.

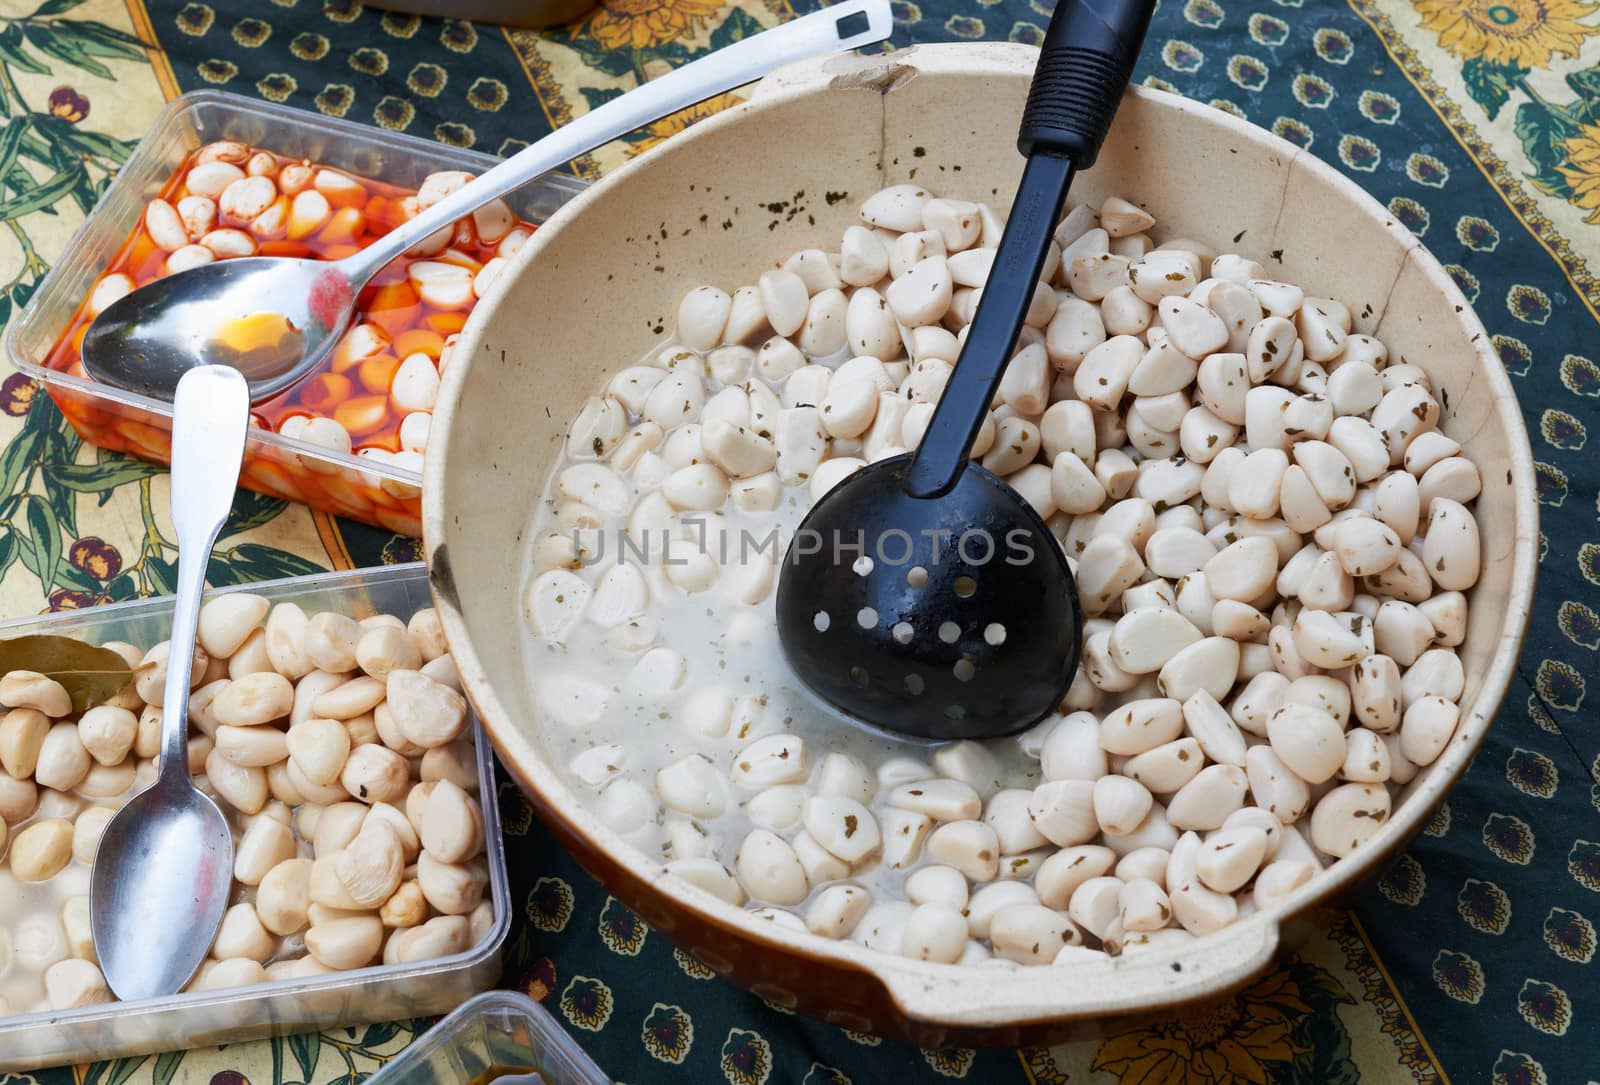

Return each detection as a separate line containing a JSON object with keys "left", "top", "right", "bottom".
{"left": 4, "top": 90, "right": 587, "bottom": 537}
{"left": 0, "top": 563, "right": 510, "bottom": 1071}
{"left": 363, "top": 991, "right": 611, "bottom": 1085}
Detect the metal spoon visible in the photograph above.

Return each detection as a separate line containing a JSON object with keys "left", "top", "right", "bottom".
{"left": 80, "top": 0, "right": 893, "bottom": 404}
{"left": 91, "top": 365, "right": 250, "bottom": 1001}
{"left": 775, "top": 0, "right": 1155, "bottom": 742}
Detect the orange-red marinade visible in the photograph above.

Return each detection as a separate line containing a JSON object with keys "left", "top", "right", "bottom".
{"left": 40, "top": 145, "right": 535, "bottom": 535}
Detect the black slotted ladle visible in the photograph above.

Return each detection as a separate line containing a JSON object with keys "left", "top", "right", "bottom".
{"left": 776, "top": 0, "right": 1156, "bottom": 742}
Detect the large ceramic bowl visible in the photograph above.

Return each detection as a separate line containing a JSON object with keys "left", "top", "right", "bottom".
{"left": 423, "top": 44, "right": 1538, "bottom": 1046}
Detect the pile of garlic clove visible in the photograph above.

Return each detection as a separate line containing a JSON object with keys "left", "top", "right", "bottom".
{"left": 524, "top": 183, "right": 1483, "bottom": 966}
{"left": 0, "top": 598, "right": 491, "bottom": 1015}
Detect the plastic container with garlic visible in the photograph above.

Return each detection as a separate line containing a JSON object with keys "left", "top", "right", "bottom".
{"left": 520, "top": 184, "right": 1484, "bottom": 966}
{"left": 5, "top": 90, "right": 586, "bottom": 537}
{"left": 0, "top": 564, "right": 508, "bottom": 1071}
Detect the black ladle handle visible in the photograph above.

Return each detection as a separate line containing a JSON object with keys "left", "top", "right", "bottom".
{"left": 1017, "top": 0, "right": 1158, "bottom": 167}
{"left": 903, "top": 0, "right": 1157, "bottom": 499}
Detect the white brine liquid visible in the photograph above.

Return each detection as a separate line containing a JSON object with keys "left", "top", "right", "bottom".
{"left": 520, "top": 387, "right": 1042, "bottom": 905}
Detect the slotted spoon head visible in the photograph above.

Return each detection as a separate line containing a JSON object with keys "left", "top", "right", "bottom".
{"left": 776, "top": 454, "right": 1082, "bottom": 740}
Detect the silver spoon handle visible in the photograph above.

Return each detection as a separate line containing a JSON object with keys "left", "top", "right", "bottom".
{"left": 346, "top": 0, "right": 893, "bottom": 280}
{"left": 159, "top": 366, "right": 250, "bottom": 780}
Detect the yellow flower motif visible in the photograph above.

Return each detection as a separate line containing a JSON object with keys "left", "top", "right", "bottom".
{"left": 626, "top": 92, "right": 742, "bottom": 157}
{"left": 1557, "top": 121, "right": 1600, "bottom": 222}
{"left": 1091, "top": 970, "right": 1312, "bottom": 1084}
{"left": 579, "top": 0, "right": 725, "bottom": 51}
{"left": 1412, "top": 0, "right": 1600, "bottom": 68}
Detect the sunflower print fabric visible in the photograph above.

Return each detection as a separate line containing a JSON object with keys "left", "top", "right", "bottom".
{"left": 1, "top": 0, "right": 1597, "bottom": 1081}
{"left": 1412, "top": 0, "right": 1599, "bottom": 68}
{"left": 580, "top": 0, "right": 728, "bottom": 50}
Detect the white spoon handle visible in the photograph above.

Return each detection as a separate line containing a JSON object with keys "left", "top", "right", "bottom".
{"left": 348, "top": 0, "right": 893, "bottom": 278}
{"left": 159, "top": 365, "right": 250, "bottom": 779}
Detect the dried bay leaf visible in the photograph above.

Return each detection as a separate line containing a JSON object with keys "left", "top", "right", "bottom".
{"left": 0, "top": 635, "right": 134, "bottom": 713}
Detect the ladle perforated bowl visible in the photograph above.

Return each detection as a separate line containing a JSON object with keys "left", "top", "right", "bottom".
{"left": 776, "top": 456, "right": 1082, "bottom": 740}
{"left": 424, "top": 44, "right": 1537, "bottom": 1046}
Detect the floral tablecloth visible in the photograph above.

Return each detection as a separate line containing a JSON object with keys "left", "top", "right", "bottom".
{"left": 0, "top": 0, "right": 1595, "bottom": 1082}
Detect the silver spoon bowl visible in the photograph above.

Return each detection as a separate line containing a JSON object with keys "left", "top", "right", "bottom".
{"left": 83, "top": 256, "right": 357, "bottom": 402}
{"left": 81, "top": 0, "right": 893, "bottom": 403}
{"left": 91, "top": 365, "right": 250, "bottom": 1001}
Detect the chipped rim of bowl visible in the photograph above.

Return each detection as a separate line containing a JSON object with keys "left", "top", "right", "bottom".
{"left": 423, "top": 43, "right": 1538, "bottom": 1028}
